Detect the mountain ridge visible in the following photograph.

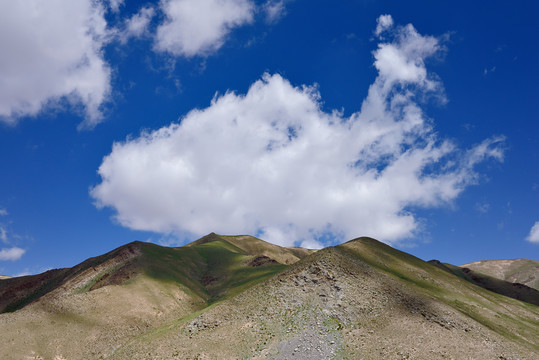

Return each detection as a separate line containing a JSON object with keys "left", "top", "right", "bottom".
{"left": 0, "top": 234, "right": 537, "bottom": 359}
{"left": 460, "top": 258, "right": 539, "bottom": 290}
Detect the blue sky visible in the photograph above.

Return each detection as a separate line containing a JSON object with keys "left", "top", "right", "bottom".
{"left": 0, "top": 0, "right": 537, "bottom": 276}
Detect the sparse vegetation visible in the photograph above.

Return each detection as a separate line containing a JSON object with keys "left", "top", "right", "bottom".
{"left": 0, "top": 234, "right": 537, "bottom": 359}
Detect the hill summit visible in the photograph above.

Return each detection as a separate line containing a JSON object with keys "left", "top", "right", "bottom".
{"left": 0, "top": 234, "right": 537, "bottom": 359}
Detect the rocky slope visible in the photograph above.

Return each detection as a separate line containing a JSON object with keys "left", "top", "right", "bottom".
{"left": 0, "top": 235, "right": 537, "bottom": 359}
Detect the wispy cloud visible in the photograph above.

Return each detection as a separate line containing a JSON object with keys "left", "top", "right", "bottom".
{"left": 92, "top": 16, "right": 504, "bottom": 247}
{"left": 526, "top": 221, "right": 539, "bottom": 243}
{"left": 475, "top": 202, "right": 490, "bottom": 214}
{"left": 483, "top": 66, "right": 496, "bottom": 76}
{"left": 119, "top": 6, "right": 155, "bottom": 44}
{"left": 12, "top": 266, "right": 51, "bottom": 277}
{"left": 0, "top": 226, "right": 7, "bottom": 244}
{"left": 108, "top": 0, "right": 124, "bottom": 14}
{"left": 263, "top": 0, "right": 287, "bottom": 24}
{"left": 374, "top": 14, "right": 394, "bottom": 37}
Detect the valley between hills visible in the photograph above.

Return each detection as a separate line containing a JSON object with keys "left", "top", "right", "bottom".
{"left": 0, "top": 233, "right": 537, "bottom": 359}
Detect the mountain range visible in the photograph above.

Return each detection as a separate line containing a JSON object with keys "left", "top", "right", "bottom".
{"left": 0, "top": 233, "right": 537, "bottom": 359}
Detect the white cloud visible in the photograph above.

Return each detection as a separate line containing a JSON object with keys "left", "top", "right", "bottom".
{"left": 526, "top": 222, "right": 539, "bottom": 243}
{"left": 92, "top": 18, "right": 504, "bottom": 247}
{"left": 373, "top": 23, "right": 441, "bottom": 91}
{"left": 474, "top": 202, "right": 490, "bottom": 214}
{"left": 120, "top": 6, "right": 155, "bottom": 43}
{"left": 12, "top": 266, "right": 51, "bottom": 277}
{"left": 0, "top": 227, "right": 7, "bottom": 244}
{"left": 0, "top": 0, "right": 112, "bottom": 128}
{"left": 483, "top": 66, "right": 496, "bottom": 76}
{"left": 108, "top": 0, "right": 124, "bottom": 13}
{"left": 375, "top": 14, "right": 394, "bottom": 37}
{"left": 0, "top": 209, "right": 7, "bottom": 216}
{"left": 0, "top": 247, "right": 25, "bottom": 261}
{"left": 263, "top": 0, "right": 287, "bottom": 24}
{"left": 154, "top": 0, "right": 255, "bottom": 57}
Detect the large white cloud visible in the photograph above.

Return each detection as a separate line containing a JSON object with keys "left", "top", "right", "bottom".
{"left": 0, "top": 0, "right": 112, "bottom": 128}
{"left": 92, "top": 17, "right": 504, "bottom": 247}
{"left": 526, "top": 221, "right": 539, "bottom": 244}
{"left": 154, "top": 0, "right": 255, "bottom": 57}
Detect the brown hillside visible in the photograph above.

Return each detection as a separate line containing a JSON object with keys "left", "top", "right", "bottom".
{"left": 0, "top": 236, "right": 537, "bottom": 360}
{"left": 460, "top": 259, "right": 539, "bottom": 290}
{"left": 429, "top": 260, "right": 539, "bottom": 306}
{"left": 112, "top": 237, "right": 538, "bottom": 359}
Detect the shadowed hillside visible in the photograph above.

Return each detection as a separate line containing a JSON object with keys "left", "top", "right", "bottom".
{"left": 460, "top": 259, "right": 539, "bottom": 290}
{"left": 429, "top": 260, "right": 539, "bottom": 306}
{"left": 0, "top": 235, "right": 537, "bottom": 360}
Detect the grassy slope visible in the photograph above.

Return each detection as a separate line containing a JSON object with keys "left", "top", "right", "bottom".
{"left": 141, "top": 237, "right": 288, "bottom": 303}
{"left": 187, "top": 232, "right": 315, "bottom": 265}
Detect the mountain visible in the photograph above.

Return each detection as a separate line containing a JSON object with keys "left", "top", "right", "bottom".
{"left": 0, "top": 234, "right": 311, "bottom": 314}
{"left": 0, "top": 235, "right": 537, "bottom": 359}
{"left": 460, "top": 259, "right": 539, "bottom": 290}
{"left": 186, "top": 233, "right": 315, "bottom": 265}
{"left": 428, "top": 260, "right": 539, "bottom": 306}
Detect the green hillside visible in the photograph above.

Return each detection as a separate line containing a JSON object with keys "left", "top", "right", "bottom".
{"left": 140, "top": 235, "right": 289, "bottom": 303}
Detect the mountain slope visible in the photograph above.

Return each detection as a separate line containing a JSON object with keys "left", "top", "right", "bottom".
{"left": 460, "top": 259, "right": 539, "bottom": 290}
{"left": 0, "top": 241, "right": 143, "bottom": 313}
{"left": 0, "top": 236, "right": 537, "bottom": 360}
{"left": 186, "top": 232, "right": 315, "bottom": 264}
{"left": 0, "top": 235, "right": 298, "bottom": 359}
{"left": 428, "top": 260, "right": 539, "bottom": 306}
{"left": 0, "top": 235, "right": 302, "bottom": 314}
{"left": 111, "top": 237, "right": 538, "bottom": 359}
